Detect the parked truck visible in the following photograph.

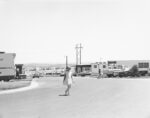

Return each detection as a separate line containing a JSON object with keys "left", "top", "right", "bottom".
{"left": 0, "top": 52, "right": 16, "bottom": 81}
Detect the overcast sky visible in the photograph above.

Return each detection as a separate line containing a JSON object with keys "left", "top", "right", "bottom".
{"left": 0, "top": 0, "right": 150, "bottom": 64}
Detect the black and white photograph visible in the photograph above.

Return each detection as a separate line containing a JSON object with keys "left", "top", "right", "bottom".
{"left": 0, "top": 0, "right": 150, "bottom": 117}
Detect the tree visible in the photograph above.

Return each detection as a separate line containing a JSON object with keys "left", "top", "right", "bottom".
{"left": 128, "top": 65, "right": 139, "bottom": 77}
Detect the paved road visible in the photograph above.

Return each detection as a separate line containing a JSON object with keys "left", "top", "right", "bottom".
{"left": 0, "top": 77, "right": 150, "bottom": 118}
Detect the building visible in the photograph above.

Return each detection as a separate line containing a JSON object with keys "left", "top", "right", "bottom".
{"left": 91, "top": 60, "right": 150, "bottom": 77}
{"left": 15, "top": 64, "right": 26, "bottom": 79}
{"left": 75, "top": 64, "right": 91, "bottom": 76}
{"left": 108, "top": 60, "right": 150, "bottom": 71}
{"left": 107, "top": 60, "right": 150, "bottom": 76}
{"left": 91, "top": 62, "right": 108, "bottom": 76}
{"left": 0, "top": 52, "right": 16, "bottom": 81}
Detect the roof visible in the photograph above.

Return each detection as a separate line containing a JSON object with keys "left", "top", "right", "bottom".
{"left": 76, "top": 64, "right": 91, "bottom": 67}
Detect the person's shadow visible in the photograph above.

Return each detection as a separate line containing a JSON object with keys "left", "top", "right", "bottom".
{"left": 59, "top": 94, "right": 69, "bottom": 96}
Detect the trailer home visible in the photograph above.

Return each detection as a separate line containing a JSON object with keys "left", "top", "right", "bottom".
{"left": 0, "top": 52, "right": 16, "bottom": 81}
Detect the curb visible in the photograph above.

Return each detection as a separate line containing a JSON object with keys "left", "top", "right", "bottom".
{"left": 0, "top": 79, "right": 39, "bottom": 95}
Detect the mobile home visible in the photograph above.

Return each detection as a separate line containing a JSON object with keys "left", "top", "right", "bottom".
{"left": 0, "top": 52, "right": 16, "bottom": 81}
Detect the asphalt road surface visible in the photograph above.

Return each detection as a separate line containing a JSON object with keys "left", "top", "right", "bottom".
{"left": 0, "top": 77, "right": 150, "bottom": 118}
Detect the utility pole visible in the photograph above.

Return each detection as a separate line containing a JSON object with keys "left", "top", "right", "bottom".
{"left": 75, "top": 44, "right": 78, "bottom": 65}
{"left": 75, "top": 44, "right": 83, "bottom": 65}
{"left": 79, "top": 43, "right": 83, "bottom": 65}
{"left": 100, "top": 58, "right": 103, "bottom": 78}
{"left": 66, "top": 56, "right": 68, "bottom": 68}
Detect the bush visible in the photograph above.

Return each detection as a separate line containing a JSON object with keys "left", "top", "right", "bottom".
{"left": 128, "top": 65, "right": 140, "bottom": 77}
{"left": 118, "top": 71, "right": 128, "bottom": 77}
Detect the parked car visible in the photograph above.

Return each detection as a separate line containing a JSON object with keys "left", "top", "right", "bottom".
{"left": 32, "top": 72, "right": 43, "bottom": 78}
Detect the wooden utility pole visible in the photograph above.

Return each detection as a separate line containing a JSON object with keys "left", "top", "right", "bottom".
{"left": 75, "top": 44, "right": 83, "bottom": 65}
{"left": 79, "top": 43, "right": 83, "bottom": 64}
{"left": 75, "top": 44, "right": 78, "bottom": 65}
{"left": 66, "top": 56, "right": 68, "bottom": 68}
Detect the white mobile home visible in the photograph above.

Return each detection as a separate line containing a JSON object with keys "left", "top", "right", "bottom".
{"left": 0, "top": 53, "right": 16, "bottom": 81}
{"left": 108, "top": 60, "right": 150, "bottom": 72}
{"left": 91, "top": 62, "right": 108, "bottom": 76}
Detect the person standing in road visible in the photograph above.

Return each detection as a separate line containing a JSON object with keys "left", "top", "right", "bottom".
{"left": 63, "top": 67, "right": 73, "bottom": 96}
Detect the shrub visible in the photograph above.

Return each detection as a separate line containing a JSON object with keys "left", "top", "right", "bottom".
{"left": 128, "top": 65, "right": 140, "bottom": 77}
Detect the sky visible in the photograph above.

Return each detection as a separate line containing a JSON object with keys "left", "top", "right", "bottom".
{"left": 0, "top": 0, "right": 150, "bottom": 64}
